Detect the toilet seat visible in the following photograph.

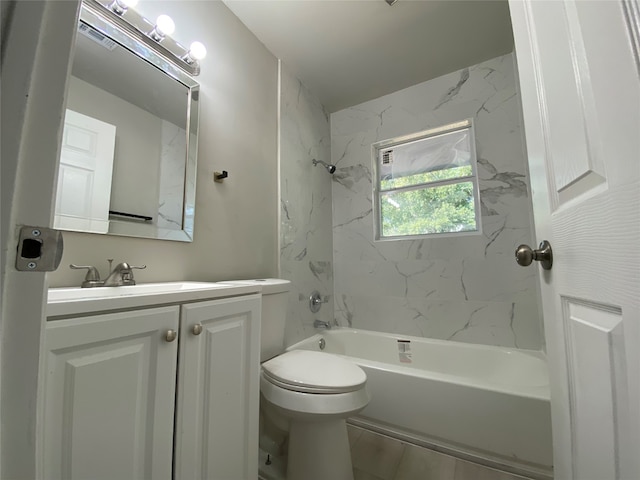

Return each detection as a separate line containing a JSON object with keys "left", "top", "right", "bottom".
{"left": 262, "top": 350, "right": 366, "bottom": 394}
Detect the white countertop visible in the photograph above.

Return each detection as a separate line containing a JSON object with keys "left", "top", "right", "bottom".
{"left": 47, "top": 281, "right": 261, "bottom": 317}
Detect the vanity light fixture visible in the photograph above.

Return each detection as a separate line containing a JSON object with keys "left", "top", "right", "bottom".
{"left": 149, "top": 14, "right": 175, "bottom": 42}
{"left": 181, "top": 41, "right": 207, "bottom": 64}
{"left": 88, "top": 0, "right": 206, "bottom": 75}
{"left": 109, "top": 0, "right": 137, "bottom": 15}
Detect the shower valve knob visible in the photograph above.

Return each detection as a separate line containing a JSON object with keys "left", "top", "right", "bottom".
{"left": 515, "top": 240, "right": 553, "bottom": 270}
{"left": 309, "top": 290, "right": 328, "bottom": 313}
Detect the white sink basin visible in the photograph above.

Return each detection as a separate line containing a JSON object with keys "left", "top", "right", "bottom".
{"left": 47, "top": 281, "right": 261, "bottom": 317}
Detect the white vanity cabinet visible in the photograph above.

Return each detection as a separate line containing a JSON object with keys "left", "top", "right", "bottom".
{"left": 41, "top": 287, "right": 261, "bottom": 480}
{"left": 174, "top": 297, "right": 261, "bottom": 480}
{"left": 42, "top": 306, "right": 180, "bottom": 480}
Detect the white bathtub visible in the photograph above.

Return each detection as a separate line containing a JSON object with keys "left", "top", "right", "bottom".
{"left": 288, "top": 329, "right": 553, "bottom": 478}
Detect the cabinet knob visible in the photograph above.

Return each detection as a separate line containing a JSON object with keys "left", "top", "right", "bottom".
{"left": 192, "top": 323, "right": 203, "bottom": 336}
{"left": 165, "top": 329, "right": 177, "bottom": 342}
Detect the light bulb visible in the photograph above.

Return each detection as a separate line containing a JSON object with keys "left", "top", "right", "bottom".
{"left": 155, "top": 15, "right": 175, "bottom": 36}
{"left": 189, "top": 42, "right": 207, "bottom": 61}
{"left": 110, "top": 0, "right": 138, "bottom": 15}
{"left": 181, "top": 41, "right": 207, "bottom": 65}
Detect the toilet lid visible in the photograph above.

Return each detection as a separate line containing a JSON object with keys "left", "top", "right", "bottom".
{"left": 262, "top": 350, "right": 366, "bottom": 394}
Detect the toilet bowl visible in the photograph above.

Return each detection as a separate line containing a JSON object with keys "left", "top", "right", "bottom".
{"left": 220, "top": 279, "right": 369, "bottom": 480}
{"left": 261, "top": 350, "right": 369, "bottom": 480}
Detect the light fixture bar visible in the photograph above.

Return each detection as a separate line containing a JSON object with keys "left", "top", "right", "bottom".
{"left": 109, "top": 0, "right": 137, "bottom": 15}
{"left": 84, "top": 0, "right": 202, "bottom": 76}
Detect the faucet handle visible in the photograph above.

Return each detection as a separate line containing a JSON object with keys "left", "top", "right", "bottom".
{"left": 120, "top": 264, "right": 146, "bottom": 286}
{"left": 70, "top": 264, "right": 103, "bottom": 288}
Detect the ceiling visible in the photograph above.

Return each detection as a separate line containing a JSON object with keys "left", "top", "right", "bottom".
{"left": 223, "top": 0, "right": 514, "bottom": 113}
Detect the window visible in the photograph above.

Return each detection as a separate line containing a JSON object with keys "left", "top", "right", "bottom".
{"left": 373, "top": 119, "right": 481, "bottom": 240}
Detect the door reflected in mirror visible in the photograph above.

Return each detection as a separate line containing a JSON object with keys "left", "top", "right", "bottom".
{"left": 54, "top": 1, "right": 199, "bottom": 242}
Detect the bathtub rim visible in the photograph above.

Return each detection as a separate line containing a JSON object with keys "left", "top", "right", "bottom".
{"left": 287, "top": 328, "right": 550, "bottom": 401}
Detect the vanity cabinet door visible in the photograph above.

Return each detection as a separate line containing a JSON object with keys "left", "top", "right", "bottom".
{"left": 41, "top": 306, "right": 180, "bottom": 480}
{"left": 174, "top": 295, "right": 261, "bottom": 480}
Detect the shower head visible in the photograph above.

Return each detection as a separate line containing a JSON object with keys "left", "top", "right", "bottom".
{"left": 312, "top": 159, "right": 336, "bottom": 174}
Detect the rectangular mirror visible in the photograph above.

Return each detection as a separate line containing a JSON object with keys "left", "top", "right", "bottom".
{"left": 54, "top": 0, "right": 200, "bottom": 242}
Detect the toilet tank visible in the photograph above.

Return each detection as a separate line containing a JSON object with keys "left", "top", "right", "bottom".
{"left": 221, "top": 279, "right": 290, "bottom": 362}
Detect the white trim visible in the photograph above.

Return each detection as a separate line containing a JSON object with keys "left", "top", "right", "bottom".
{"left": 0, "top": 1, "right": 81, "bottom": 477}
{"left": 276, "top": 59, "right": 282, "bottom": 277}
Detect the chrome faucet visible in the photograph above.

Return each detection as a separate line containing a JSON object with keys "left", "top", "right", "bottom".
{"left": 103, "top": 261, "right": 146, "bottom": 286}
{"left": 70, "top": 259, "right": 146, "bottom": 287}
{"left": 313, "top": 319, "right": 332, "bottom": 330}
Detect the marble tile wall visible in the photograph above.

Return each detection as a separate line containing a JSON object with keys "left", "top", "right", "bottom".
{"left": 279, "top": 64, "right": 334, "bottom": 347}
{"left": 157, "top": 120, "right": 187, "bottom": 230}
{"left": 330, "top": 53, "right": 544, "bottom": 350}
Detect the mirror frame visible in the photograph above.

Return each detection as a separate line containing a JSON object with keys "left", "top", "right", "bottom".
{"left": 71, "top": 0, "right": 200, "bottom": 242}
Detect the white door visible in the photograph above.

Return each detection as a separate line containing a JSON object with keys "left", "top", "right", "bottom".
{"left": 510, "top": 1, "right": 639, "bottom": 479}
{"left": 54, "top": 109, "right": 116, "bottom": 234}
{"left": 41, "top": 307, "right": 179, "bottom": 480}
{"left": 1, "top": 2, "right": 80, "bottom": 478}
{"left": 174, "top": 295, "right": 261, "bottom": 480}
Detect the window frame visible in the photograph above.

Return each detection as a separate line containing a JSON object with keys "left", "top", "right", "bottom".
{"left": 372, "top": 119, "right": 482, "bottom": 241}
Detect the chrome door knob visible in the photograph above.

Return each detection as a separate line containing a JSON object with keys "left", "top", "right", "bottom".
{"left": 165, "top": 329, "right": 177, "bottom": 342}
{"left": 515, "top": 240, "right": 553, "bottom": 270}
{"left": 192, "top": 323, "right": 203, "bottom": 336}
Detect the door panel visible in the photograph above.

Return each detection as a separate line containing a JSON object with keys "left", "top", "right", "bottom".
{"left": 563, "top": 299, "right": 626, "bottom": 480}
{"left": 63, "top": 345, "right": 146, "bottom": 479}
{"left": 528, "top": 0, "right": 605, "bottom": 201}
{"left": 202, "top": 319, "right": 249, "bottom": 476}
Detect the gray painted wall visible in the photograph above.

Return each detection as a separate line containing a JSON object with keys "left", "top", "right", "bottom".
{"left": 49, "top": 1, "right": 279, "bottom": 287}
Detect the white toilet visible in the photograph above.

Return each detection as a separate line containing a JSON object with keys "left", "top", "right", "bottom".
{"left": 224, "top": 279, "right": 369, "bottom": 480}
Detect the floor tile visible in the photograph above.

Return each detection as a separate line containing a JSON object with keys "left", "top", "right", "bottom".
{"left": 258, "top": 448, "right": 286, "bottom": 480}
{"left": 453, "top": 458, "right": 534, "bottom": 480}
{"left": 351, "top": 430, "right": 406, "bottom": 480}
{"left": 354, "top": 467, "right": 387, "bottom": 480}
{"left": 393, "top": 443, "right": 457, "bottom": 480}
{"left": 348, "top": 424, "right": 365, "bottom": 449}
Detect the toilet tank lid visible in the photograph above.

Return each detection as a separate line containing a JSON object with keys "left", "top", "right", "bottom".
{"left": 219, "top": 278, "right": 290, "bottom": 294}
